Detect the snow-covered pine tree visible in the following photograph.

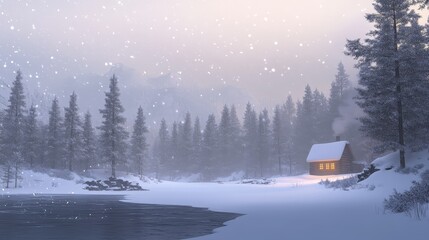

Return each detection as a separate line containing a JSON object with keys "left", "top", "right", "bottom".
{"left": 202, "top": 114, "right": 218, "bottom": 180}
{"left": 257, "top": 109, "right": 271, "bottom": 177}
{"left": 98, "top": 75, "right": 129, "bottom": 178}
{"left": 24, "top": 104, "right": 39, "bottom": 169}
{"left": 218, "top": 105, "right": 231, "bottom": 172}
{"left": 242, "top": 102, "right": 258, "bottom": 177}
{"left": 400, "top": 13, "right": 429, "bottom": 150}
{"left": 169, "top": 121, "right": 179, "bottom": 176}
{"left": 294, "top": 85, "right": 315, "bottom": 170}
{"left": 181, "top": 112, "right": 193, "bottom": 173}
{"left": 346, "top": 0, "right": 429, "bottom": 168}
{"left": 47, "top": 97, "right": 64, "bottom": 169}
{"left": 282, "top": 95, "right": 296, "bottom": 175}
{"left": 82, "top": 111, "right": 96, "bottom": 171}
{"left": 192, "top": 117, "right": 202, "bottom": 172}
{"left": 312, "top": 89, "right": 330, "bottom": 142}
{"left": 272, "top": 105, "right": 284, "bottom": 175}
{"left": 0, "top": 70, "right": 26, "bottom": 188}
{"left": 64, "top": 92, "right": 82, "bottom": 172}
{"left": 157, "top": 118, "right": 169, "bottom": 178}
{"left": 229, "top": 105, "right": 242, "bottom": 170}
{"left": 131, "top": 106, "right": 148, "bottom": 179}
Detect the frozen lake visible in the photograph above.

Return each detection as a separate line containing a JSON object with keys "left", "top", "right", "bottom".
{"left": 0, "top": 194, "right": 241, "bottom": 240}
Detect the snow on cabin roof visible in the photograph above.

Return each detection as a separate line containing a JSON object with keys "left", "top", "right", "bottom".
{"left": 306, "top": 141, "right": 349, "bottom": 163}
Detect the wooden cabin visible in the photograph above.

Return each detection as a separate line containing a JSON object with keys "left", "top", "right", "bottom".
{"left": 306, "top": 141, "right": 363, "bottom": 175}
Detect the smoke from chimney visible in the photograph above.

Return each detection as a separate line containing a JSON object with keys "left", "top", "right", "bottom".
{"left": 332, "top": 89, "right": 364, "bottom": 136}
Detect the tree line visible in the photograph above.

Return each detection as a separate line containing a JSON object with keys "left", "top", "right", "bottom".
{"left": 0, "top": 62, "right": 360, "bottom": 186}
{"left": 152, "top": 62, "right": 364, "bottom": 180}
{"left": 0, "top": 73, "right": 148, "bottom": 187}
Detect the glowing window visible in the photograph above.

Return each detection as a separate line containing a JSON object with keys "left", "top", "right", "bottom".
{"left": 325, "top": 163, "right": 330, "bottom": 170}
{"left": 331, "top": 163, "right": 335, "bottom": 170}
{"left": 319, "top": 163, "right": 324, "bottom": 170}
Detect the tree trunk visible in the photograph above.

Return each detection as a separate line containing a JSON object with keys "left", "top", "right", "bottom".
{"left": 392, "top": 3, "right": 406, "bottom": 168}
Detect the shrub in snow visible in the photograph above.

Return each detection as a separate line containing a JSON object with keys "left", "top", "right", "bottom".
{"left": 357, "top": 164, "right": 379, "bottom": 182}
{"left": 319, "top": 176, "right": 358, "bottom": 190}
{"left": 238, "top": 178, "right": 275, "bottom": 185}
{"left": 384, "top": 170, "right": 429, "bottom": 219}
{"left": 84, "top": 177, "right": 147, "bottom": 191}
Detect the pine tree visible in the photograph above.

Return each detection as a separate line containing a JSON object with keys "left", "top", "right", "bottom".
{"left": 312, "top": 89, "right": 330, "bottom": 142}
{"left": 346, "top": 0, "right": 429, "bottom": 168}
{"left": 282, "top": 96, "right": 296, "bottom": 175}
{"left": 294, "top": 85, "right": 315, "bottom": 170}
{"left": 24, "top": 105, "right": 39, "bottom": 169}
{"left": 229, "top": 105, "right": 242, "bottom": 170}
{"left": 64, "top": 92, "right": 82, "bottom": 171}
{"left": 170, "top": 121, "right": 179, "bottom": 175}
{"left": 272, "top": 105, "right": 284, "bottom": 175}
{"left": 1, "top": 71, "right": 26, "bottom": 187}
{"left": 181, "top": 112, "right": 193, "bottom": 172}
{"left": 82, "top": 111, "right": 96, "bottom": 171}
{"left": 218, "top": 105, "right": 231, "bottom": 171}
{"left": 157, "top": 119, "right": 169, "bottom": 178}
{"left": 131, "top": 106, "right": 148, "bottom": 179}
{"left": 202, "top": 114, "right": 218, "bottom": 180}
{"left": 242, "top": 102, "right": 258, "bottom": 177}
{"left": 47, "top": 97, "right": 64, "bottom": 169}
{"left": 257, "top": 109, "right": 271, "bottom": 177}
{"left": 192, "top": 117, "right": 202, "bottom": 172}
{"left": 98, "top": 75, "right": 129, "bottom": 178}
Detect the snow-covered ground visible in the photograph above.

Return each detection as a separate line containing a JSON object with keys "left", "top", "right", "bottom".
{"left": 2, "top": 151, "right": 429, "bottom": 240}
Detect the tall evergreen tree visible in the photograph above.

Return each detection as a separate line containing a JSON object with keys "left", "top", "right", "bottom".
{"left": 272, "top": 105, "right": 284, "bottom": 175}
{"left": 170, "top": 121, "right": 179, "bottom": 173}
{"left": 47, "top": 97, "right": 64, "bottom": 169}
{"left": 181, "top": 112, "right": 193, "bottom": 172}
{"left": 312, "top": 89, "right": 330, "bottom": 142}
{"left": 192, "top": 117, "right": 202, "bottom": 172}
{"left": 157, "top": 119, "right": 169, "bottom": 178}
{"left": 64, "top": 92, "right": 81, "bottom": 171}
{"left": 99, "top": 75, "right": 129, "bottom": 178}
{"left": 346, "top": 0, "right": 429, "bottom": 168}
{"left": 82, "top": 111, "right": 96, "bottom": 171}
{"left": 218, "top": 105, "right": 231, "bottom": 171}
{"left": 257, "top": 109, "right": 271, "bottom": 177}
{"left": 282, "top": 96, "right": 296, "bottom": 175}
{"left": 294, "top": 85, "right": 315, "bottom": 170}
{"left": 202, "top": 114, "right": 218, "bottom": 180}
{"left": 229, "top": 105, "right": 242, "bottom": 169}
{"left": 1, "top": 70, "right": 26, "bottom": 188}
{"left": 242, "top": 102, "right": 258, "bottom": 177}
{"left": 24, "top": 104, "right": 39, "bottom": 168}
{"left": 131, "top": 106, "right": 148, "bottom": 179}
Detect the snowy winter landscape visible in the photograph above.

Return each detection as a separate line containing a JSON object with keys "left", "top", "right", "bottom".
{"left": 2, "top": 151, "right": 429, "bottom": 239}
{"left": 2, "top": 0, "right": 429, "bottom": 239}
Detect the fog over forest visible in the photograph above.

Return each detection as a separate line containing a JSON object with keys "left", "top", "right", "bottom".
{"left": 4, "top": 0, "right": 428, "bottom": 181}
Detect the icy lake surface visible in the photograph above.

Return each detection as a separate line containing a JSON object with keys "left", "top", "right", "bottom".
{"left": 0, "top": 194, "right": 241, "bottom": 240}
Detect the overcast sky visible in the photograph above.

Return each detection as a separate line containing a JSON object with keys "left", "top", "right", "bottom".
{"left": 0, "top": 0, "right": 380, "bottom": 111}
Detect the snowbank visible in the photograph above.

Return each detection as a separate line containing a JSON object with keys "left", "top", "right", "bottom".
{"left": 2, "top": 151, "right": 429, "bottom": 239}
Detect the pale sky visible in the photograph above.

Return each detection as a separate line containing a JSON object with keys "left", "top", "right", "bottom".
{"left": 0, "top": 0, "right": 406, "bottom": 123}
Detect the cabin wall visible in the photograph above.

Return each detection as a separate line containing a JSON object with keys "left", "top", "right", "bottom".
{"left": 309, "top": 161, "right": 339, "bottom": 175}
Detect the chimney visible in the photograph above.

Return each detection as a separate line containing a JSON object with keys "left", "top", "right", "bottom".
{"left": 336, "top": 136, "right": 341, "bottom": 142}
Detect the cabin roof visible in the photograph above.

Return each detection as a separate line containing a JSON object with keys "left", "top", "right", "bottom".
{"left": 306, "top": 141, "right": 349, "bottom": 163}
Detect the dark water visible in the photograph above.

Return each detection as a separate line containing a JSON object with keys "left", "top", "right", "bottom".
{"left": 0, "top": 194, "right": 241, "bottom": 240}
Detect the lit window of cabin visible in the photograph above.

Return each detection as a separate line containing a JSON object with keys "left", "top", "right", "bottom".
{"left": 319, "top": 163, "right": 324, "bottom": 170}
{"left": 325, "top": 163, "right": 330, "bottom": 170}
{"left": 330, "top": 163, "right": 335, "bottom": 170}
